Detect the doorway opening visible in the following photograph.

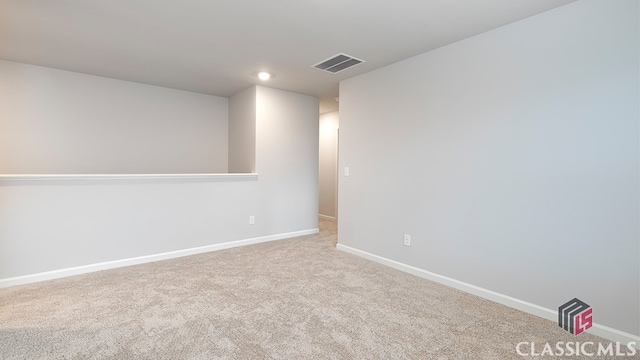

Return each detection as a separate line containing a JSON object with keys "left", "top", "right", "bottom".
{"left": 318, "top": 111, "right": 339, "bottom": 222}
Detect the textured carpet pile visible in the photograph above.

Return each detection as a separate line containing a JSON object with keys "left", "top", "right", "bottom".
{"left": 0, "top": 219, "right": 622, "bottom": 359}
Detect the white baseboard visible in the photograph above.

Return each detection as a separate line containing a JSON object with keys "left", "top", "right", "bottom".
{"left": 336, "top": 243, "right": 640, "bottom": 348}
{"left": 0, "top": 228, "right": 319, "bottom": 288}
{"left": 318, "top": 214, "right": 336, "bottom": 221}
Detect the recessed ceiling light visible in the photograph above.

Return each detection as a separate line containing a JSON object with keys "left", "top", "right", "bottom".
{"left": 257, "top": 72, "right": 271, "bottom": 81}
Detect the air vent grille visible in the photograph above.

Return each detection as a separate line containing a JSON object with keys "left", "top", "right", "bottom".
{"left": 313, "top": 53, "right": 364, "bottom": 74}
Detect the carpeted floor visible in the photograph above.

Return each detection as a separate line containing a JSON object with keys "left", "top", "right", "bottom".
{"left": 0, "top": 219, "right": 631, "bottom": 359}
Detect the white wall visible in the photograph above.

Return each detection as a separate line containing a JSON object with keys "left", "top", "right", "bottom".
{"left": 0, "top": 82, "right": 319, "bottom": 282}
{"left": 0, "top": 178, "right": 257, "bottom": 279}
{"left": 339, "top": 0, "right": 639, "bottom": 337}
{"left": 229, "top": 87, "right": 256, "bottom": 173}
{"left": 255, "top": 86, "right": 320, "bottom": 233}
{"left": 319, "top": 111, "right": 339, "bottom": 218}
{"left": 0, "top": 60, "right": 228, "bottom": 174}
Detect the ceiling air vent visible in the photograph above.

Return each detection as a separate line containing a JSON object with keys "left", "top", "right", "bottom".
{"left": 313, "top": 53, "right": 365, "bottom": 74}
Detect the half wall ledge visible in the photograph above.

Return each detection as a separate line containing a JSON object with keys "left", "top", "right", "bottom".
{"left": 0, "top": 173, "right": 259, "bottom": 182}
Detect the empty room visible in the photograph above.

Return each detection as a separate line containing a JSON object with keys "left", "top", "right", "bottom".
{"left": 1, "top": 0, "right": 638, "bottom": 358}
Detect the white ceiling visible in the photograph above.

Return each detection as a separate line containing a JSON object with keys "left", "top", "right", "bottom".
{"left": 0, "top": 0, "right": 575, "bottom": 114}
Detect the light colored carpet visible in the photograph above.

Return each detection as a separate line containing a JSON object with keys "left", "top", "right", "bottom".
{"left": 0, "top": 219, "right": 629, "bottom": 359}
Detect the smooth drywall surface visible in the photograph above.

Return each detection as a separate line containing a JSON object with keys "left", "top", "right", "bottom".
{"left": 0, "top": 86, "right": 319, "bottom": 283}
{"left": 228, "top": 87, "right": 256, "bottom": 173}
{"left": 319, "top": 111, "right": 339, "bottom": 218}
{"left": 339, "top": 0, "right": 639, "bottom": 336}
{"left": 0, "top": 178, "right": 258, "bottom": 278}
{"left": 256, "top": 86, "right": 319, "bottom": 234}
{"left": 0, "top": 60, "right": 228, "bottom": 174}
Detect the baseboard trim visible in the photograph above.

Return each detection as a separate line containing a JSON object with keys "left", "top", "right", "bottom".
{"left": 0, "top": 228, "right": 319, "bottom": 288}
{"left": 336, "top": 243, "right": 640, "bottom": 347}
{"left": 318, "top": 214, "right": 336, "bottom": 221}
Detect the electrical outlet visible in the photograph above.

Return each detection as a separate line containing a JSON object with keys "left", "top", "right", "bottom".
{"left": 403, "top": 234, "right": 411, "bottom": 246}
{"left": 249, "top": 215, "right": 255, "bottom": 225}
{"left": 344, "top": 167, "right": 350, "bottom": 177}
